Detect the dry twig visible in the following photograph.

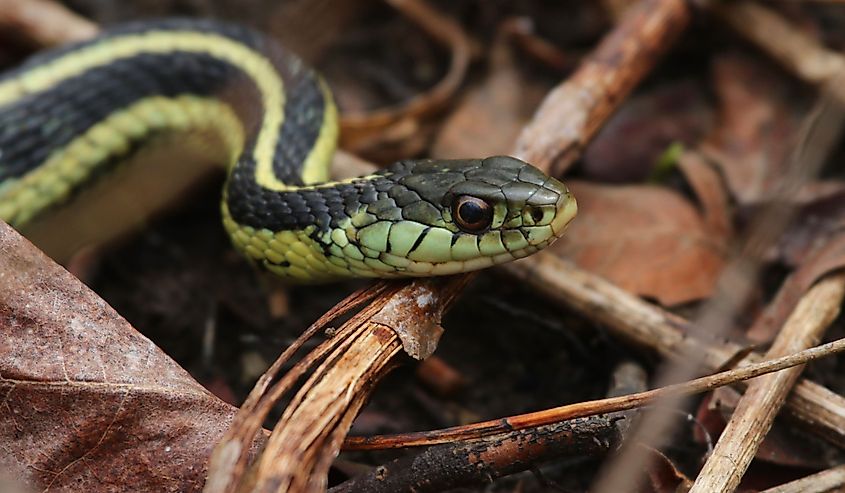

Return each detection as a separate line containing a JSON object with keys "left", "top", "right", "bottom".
{"left": 689, "top": 273, "right": 845, "bottom": 492}
{"left": 338, "top": 0, "right": 472, "bottom": 155}
{"left": 0, "top": 0, "right": 97, "bottom": 47}
{"left": 503, "top": 255, "right": 845, "bottom": 447}
{"left": 343, "top": 336, "right": 845, "bottom": 448}
{"left": 331, "top": 417, "right": 618, "bottom": 493}
{"left": 713, "top": 1, "right": 845, "bottom": 101}
{"left": 513, "top": 0, "right": 690, "bottom": 177}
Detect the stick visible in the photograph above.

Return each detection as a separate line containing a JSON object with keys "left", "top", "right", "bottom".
{"left": 502, "top": 254, "right": 845, "bottom": 446}
{"left": 344, "top": 336, "right": 845, "bottom": 449}
{"left": 689, "top": 273, "right": 845, "bottom": 492}
{"left": 713, "top": 1, "right": 845, "bottom": 102}
{"left": 331, "top": 417, "right": 618, "bottom": 493}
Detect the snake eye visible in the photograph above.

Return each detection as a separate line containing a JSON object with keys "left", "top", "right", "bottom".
{"left": 453, "top": 195, "right": 493, "bottom": 232}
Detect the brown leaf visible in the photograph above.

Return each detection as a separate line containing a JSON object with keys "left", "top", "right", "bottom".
{"left": 702, "top": 51, "right": 811, "bottom": 204}
{"left": 776, "top": 187, "right": 845, "bottom": 268}
{"left": 748, "top": 233, "right": 845, "bottom": 342}
{"left": 641, "top": 445, "right": 693, "bottom": 493}
{"left": 431, "top": 21, "right": 547, "bottom": 160}
{"left": 0, "top": 222, "right": 254, "bottom": 492}
{"left": 552, "top": 180, "right": 728, "bottom": 306}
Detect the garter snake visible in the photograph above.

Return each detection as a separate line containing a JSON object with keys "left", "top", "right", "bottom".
{"left": 0, "top": 19, "right": 577, "bottom": 282}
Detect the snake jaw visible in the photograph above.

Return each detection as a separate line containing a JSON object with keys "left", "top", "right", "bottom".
{"left": 550, "top": 187, "right": 578, "bottom": 238}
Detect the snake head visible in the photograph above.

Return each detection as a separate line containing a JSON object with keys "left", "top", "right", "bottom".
{"left": 364, "top": 155, "right": 577, "bottom": 276}
{"left": 228, "top": 155, "right": 575, "bottom": 281}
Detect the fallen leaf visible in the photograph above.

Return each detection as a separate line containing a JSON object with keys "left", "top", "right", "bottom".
{"left": 641, "top": 445, "right": 693, "bottom": 493}
{"left": 0, "top": 221, "right": 258, "bottom": 492}
{"left": 775, "top": 187, "right": 845, "bottom": 268}
{"left": 431, "top": 21, "right": 549, "bottom": 159}
{"left": 553, "top": 180, "right": 728, "bottom": 306}
{"left": 748, "top": 232, "right": 845, "bottom": 343}
{"left": 702, "top": 51, "right": 811, "bottom": 204}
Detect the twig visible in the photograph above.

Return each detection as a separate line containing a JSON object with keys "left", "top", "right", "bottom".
{"left": 343, "top": 336, "right": 845, "bottom": 449}
{"left": 500, "top": 17, "right": 574, "bottom": 72}
{"left": 334, "top": 363, "right": 641, "bottom": 492}
{"left": 338, "top": 0, "right": 472, "bottom": 152}
{"left": 513, "top": 0, "right": 691, "bottom": 177}
{"left": 690, "top": 272, "right": 845, "bottom": 491}
{"left": 502, "top": 254, "right": 845, "bottom": 447}
{"left": 331, "top": 417, "right": 618, "bottom": 493}
{"left": 0, "top": 0, "right": 97, "bottom": 47}
{"left": 713, "top": 1, "right": 845, "bottom": 102}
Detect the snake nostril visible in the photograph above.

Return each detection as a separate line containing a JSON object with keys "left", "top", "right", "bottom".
{"left": 531, "top": 208, "right": 544, "bottom": 223}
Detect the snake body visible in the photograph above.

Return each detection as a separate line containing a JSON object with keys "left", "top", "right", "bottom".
{"left": 0, "top": 19, "right": 576, "bottom": 281}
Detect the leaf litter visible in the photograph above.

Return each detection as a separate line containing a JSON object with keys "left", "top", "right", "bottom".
{"left": 3, "top": 1, "right": 845, "bottom": 492}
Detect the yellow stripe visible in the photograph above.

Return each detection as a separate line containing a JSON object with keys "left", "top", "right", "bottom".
{"left": 0, "top": 95, "right": 243, "bottom": 226}
{"left": 0, "top": 30, "right": 291, "bottom": 191}
{"left": 299, "top": 78, "right": 338, "bottom": 185}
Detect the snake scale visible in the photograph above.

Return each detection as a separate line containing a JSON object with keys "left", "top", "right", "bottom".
{"left": 0, "top": 19, "right": 576, "bottom": 282}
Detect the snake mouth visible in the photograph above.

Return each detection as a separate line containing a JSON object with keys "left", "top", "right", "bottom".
{"left": 550, "top": 188, "right": 577, "bottom": 238}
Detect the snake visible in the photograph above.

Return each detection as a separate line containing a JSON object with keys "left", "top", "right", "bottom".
{"left": 0, "top": 19, "right": 576, "bottom": 282}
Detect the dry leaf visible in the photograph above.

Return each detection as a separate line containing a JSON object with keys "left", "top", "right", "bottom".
{"left": 640, "top": 445, "right": 693, "bottom": 493}
{"left": 702, "top": 52, "right": 811, "bottom": 204}
{"left": 432, "top": 22, "right": 535, "bottom": 159}
{"left": 776, "top": 187, "right": 845, "bottom": 268}
{"left": 552, "top": 180, "right": 728, "bottom": 306}
{"left": 0, "top": 222, "right": 257, "bottom": 492}
{"left": 748, "top": 233, "right": 845, "bottom": 342}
